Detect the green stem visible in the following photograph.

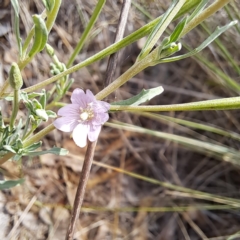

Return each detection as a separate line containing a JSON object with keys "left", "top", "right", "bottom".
{"left": 23, "top": 123, "right": 55, "bottom": 148}
{"left": 9, "top": 90, "right": 19, "bottom": 130}
{"left": 45, "top": 0, "right": 62, "bottom": 32}
{"left": 110, "top": 96, "right": 240, "bottom": 112}
{"left": 67, "top": 0, "right": 106, "bottom": 67}
{"left": 180, "top": 0, "right": 232, "bottom": 37}
{"left": 96, "top": 57, "right": 153, "bottom": 100}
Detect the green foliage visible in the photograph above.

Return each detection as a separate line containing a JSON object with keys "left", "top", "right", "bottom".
{"left": 111, "top": 87, "right": 164, "bottom": 106}
{"left": 0, "top": 179, "right": 24, "bottom": 190}
{"left": 10, "top": 0, "right": 22, "bottom": 57}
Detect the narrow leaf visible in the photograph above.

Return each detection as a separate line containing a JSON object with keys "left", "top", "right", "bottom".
{"left": 0, "top": 179, "right": 24, "bottom": 190}
{"left": 10, "top": 0, "right": 22, "bottom": 57}
{"left": 24, "top": 147, "right": 69, "bottom": 156}
{"left": 169, "top": 17, "right": 188, "bottom": 43}
{"left": 111, "top": 86, "right": 164, "bottom": 106}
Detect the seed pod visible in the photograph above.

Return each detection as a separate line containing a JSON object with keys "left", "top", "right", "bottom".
{"left": 28, "top": 15, "right": 48, "bottom": 57}
{"left": 9, "top": 62, "right": 23, "bottom": 90}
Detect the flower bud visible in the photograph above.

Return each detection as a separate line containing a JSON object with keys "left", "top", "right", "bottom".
{"left": 36, "top": 109, "right": 48, "bottom": 121}
{"left": 46, "top": 44, "right": 55, "bottom": 56}
{"left": 9, "top": 63, "right": 23, "bottom": 90}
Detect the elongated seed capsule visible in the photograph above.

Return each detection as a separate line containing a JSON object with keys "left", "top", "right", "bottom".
{"left": 28, "top": 15, "right": 48, "bottom": 57}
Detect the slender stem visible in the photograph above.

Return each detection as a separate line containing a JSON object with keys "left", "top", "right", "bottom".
{"left": 67, "top": 0, "right": 106, "bottom": 68}
{"left": 180, "top": 0, "right": 232, "bottom": 37}
{"left": 96, "top": 56, "right": 152, "bottom": 100}
{"left": 65, "top": 141, "right": 97, "bottom": 240}
{"left": 9, "top": 90, "right": 19, "bottom": 130}
{"left": 22, "top": 123, "right": 55, "bottom": 147}
{"left": 110, "top": 96, "right": 240, "bottom": 112}
{"left": 103, "top": 0, "right": 131, "bottom": 88}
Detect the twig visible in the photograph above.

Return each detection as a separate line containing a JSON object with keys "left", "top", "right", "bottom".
{"left": 65, "top": 140, "right": 97, "bottom": 240}
{"left": 65, "top": 1, "right": 131, "bottom": 239}
{"left": 103, "top": 0, "right": 131, "bottom": 89}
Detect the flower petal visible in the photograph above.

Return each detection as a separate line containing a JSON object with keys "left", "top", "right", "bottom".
{"left": 88, "top": 125, "right": 101, "bottom": 142}
{"left": 71, "top": 88, "right": 87, "bottom": 107}
{"left": 72, "top": 124, "right": 90, "bottom": 147}
{"left": 85, "top": 89, "right": 96, "bottom": 103}
{"left": 53, "top": 117, "right": 78, "bottom": 132}
{"left": 93, "top": 101, "right": 110, "bottom": 113}
{"left": 58, "top": 104, "right": 80, "bottom": 117}
{"left": 92, "top": 112, "right": 109, "bottom": 125}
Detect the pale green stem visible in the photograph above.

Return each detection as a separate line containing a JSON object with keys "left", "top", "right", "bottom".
{"left": 110, "top": 96, "right": 240, "bottom": 112}
{"left": 9, "top": 90, "right": 19, "bottom": 130}
{"left": 45, "top": 0, "right": 62, "bottom": 32}
{"left": 95, "top": 54, "right": 154, "bottom": 100}
{"left": 23, "top": 123, "right": 55, "bottom": 148}
{"left": 67, "top": 0, "right": 106, "bottom": 67}
{"left": 180, "top": 0, "right": 232, "bottom": 37}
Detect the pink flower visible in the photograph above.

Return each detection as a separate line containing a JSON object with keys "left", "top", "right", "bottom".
{"left": 53, "top": 89, "right": 110, "bottom": 147}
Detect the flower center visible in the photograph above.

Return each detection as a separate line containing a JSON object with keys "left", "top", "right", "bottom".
{"left": 79, "top": 104, "right": 94, "bottom": 122}
{"left": 80, "top": 112, "right": 89, "bottom": 121}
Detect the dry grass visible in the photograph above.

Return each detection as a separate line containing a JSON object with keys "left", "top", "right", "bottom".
{"left": 0, "top": 0, "right": 240, "bottom": 239}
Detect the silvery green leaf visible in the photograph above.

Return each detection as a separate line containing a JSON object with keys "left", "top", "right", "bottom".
{"left": 111, "top": 86, "right": 164, "bottom": 106}
{"left": 63, "top": 78, "right": 74, "bottom": 95}
{"left": 24, "top": 142, "right": 42, "bottom": 152}
{"left": 10, "top": 0, "right": 22, "bottom": 57}
{"left": 25, "top": 147, "right": 69, "bottom": 156}
{"left": 46, "top": 110, "right": 57, "bottom": 118}
{"left": 35, "top": 109, "right": 48, "bottom": 121}
{"left": 27, "top": 92, "right": 45, "bottom": 99}
{"left": 20, "top": 91, "right": 29, "bottom": 102}
{"left": 3, "top": 145, "right": 16, "bottom": 153}
{"left": 39, "top": 89, "right": 46, "bottom": 108}
{"left": 0, "top": 179, "right": 24, "bottom": 190}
